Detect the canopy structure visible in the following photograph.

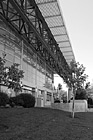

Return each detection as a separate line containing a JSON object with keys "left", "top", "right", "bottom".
{"left": 0, "top": 0, "right": 73, "bottom": 82}
{"left": 35, "top": 0, "right": 75, "bottom": 65}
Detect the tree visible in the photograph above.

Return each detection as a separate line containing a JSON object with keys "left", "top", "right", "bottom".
{"left": 69, "top": 60, "right": 88, "bottom": 89}
{"left": 0, "top": 55, "right": 24, "bottom": 95}
{"left": 57, "top": 83, "right": 62, "bottom": 90}
{"left": 85, "top": 82, "right": 90, "bottom": 89}
{"left": 68, "top": 60, "right": 88, "bottom": 118}
{"left": 7, "top": 63, "right": 24, "bottom": 95}
{"left": 0, "top": 55, "right": 8, "bottom": 86}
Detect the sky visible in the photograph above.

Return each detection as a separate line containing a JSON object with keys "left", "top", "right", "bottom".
{"left": 54, "top": 0, "right": 93, "bottom": 89}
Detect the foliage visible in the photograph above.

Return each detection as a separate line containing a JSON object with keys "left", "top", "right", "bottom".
{"left": 54, "top": 98, "right": 60, "bottom": 103}
{"left": 0, "top": 55, "right": 24, "bottom": 94}
{"left": 75, "top": 88, "right": 87, "bottom": 100}
{"left": 87, "top": 97, "right": 93, "bottom": 108}
{"left": 9, "top": 97, "right": 16, "bottom": 107}
{"left": 87, "top": 97, "right": 93, "bottom": 105}
{"left": 67, "top": 60, "right": 88, "bottom": 118}
{"left": 7, "top": 63, "right": 24, "bottom": 94}
{"left": 85, "top": 82, "right": 90, "bottom": 89}
{"left": 67, "top": 60, "right": 88, "bottom": 89}
{"left": 0, "top": 55, "right": 8, "bottom": 85}
{"left": 63, "top": 95, "right": 67, "bottom": 103}
{"left": 19, "top": 93, "right": 35, "bottom": 108}
{"left": 11, "top": 93, "right": 35, "bottom": 108}
{"left": 57, "top": 83, "right": 62, "bottom": 90}
{"left": 0, "top": 91, "right": 9, "bottom": 106}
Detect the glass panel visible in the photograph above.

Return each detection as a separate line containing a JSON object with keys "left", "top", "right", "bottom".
{"left": 5, "top": 45, "right": 14, "bottom": 55}
{"left": 0, "top": 44, "right": 4, "bottom": 51}
{"left": 5, "top": 60, "right": 12, "bottom": 67}
{"left": 0, "top": 50, "right": 3, "bottom": 57}
{"left": 23, "top": 61, "right": 28, "bottom": 70}
{"left": 15, "top": 46, "right": 21, "bottom": 57}
{"left": 6, "top": 53, "right": 14, "bottom": 62}
{"left": 15, "top": 56, "right": 21, "bottom": 65}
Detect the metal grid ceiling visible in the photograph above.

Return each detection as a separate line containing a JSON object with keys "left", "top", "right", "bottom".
{"left": 35, "top": 0, "right": 75, "bottom": 65}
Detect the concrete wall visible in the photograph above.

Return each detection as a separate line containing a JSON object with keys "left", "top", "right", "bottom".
{"left": 51, "top": 100, "right": 88, "bottom": 112}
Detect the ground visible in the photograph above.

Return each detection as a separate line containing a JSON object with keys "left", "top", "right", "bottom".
{"left": 0, "top": 107, "right": 93, "bottom": 140}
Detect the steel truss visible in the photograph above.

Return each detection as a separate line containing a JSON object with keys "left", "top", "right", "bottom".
{"left": 0, "top": 0, "right": 71, "bottom": 83}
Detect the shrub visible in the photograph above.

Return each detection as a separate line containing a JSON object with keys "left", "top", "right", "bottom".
{"left": 87, "top": 97, "right": 93, "bottom": 105}
{"left": 63, "top": 99, "right": 67, "bottom": 103}
{"left": 10, "top": 96, "right": 24, "bottom": 107}
{"left": 0, "top": 91, "right": 9, "bottom": 106}
{"left": 16, "top": 93, "right": 35, "bottom": 108}
{"left": 75, "top": 88, "right": 87, "bottom": 100}
{"left": 54, "top": 98, "right": 60, "bottom": 103}
{"left": 9, "top": 97, "right": 16, "bottom": 107}
{"left": 63, "top": 96, "right": 67, "bottom": 103}
{"left": 87, "top": 97, "right": 93, "bottom": 108}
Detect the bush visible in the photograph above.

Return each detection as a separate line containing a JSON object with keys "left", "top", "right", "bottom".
{"left": 87, "top": 97, "right": 93, "bottom": 108}
{"left": 87, "top": 97, "right": 93, "bottom": 105}
{"left": 63, "top": 96, "right": 67, "bottom": 103}
{"left": 9, "top": 97, "right": 16, "bottom": 107}
{"left": 15, "top": 93, "right": 35, "bottom": 108}
{"left": 75, "top": 89, "right": 87, "bottom": 100}
{"left": 63, "top": 99, "right": 67, "bottom": 103}
{"left": 54, "top": 98, "right": 60, "bottom": 103}
{"left": 9, "top": 96, "right": 24, "bottom": 107}
{"left": 0, "top": 91, "right": 9, "bottom": 106}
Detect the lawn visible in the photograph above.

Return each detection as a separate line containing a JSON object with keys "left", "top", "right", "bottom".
{"left": 0, "top": 107, "right": 93, "bottom": 140}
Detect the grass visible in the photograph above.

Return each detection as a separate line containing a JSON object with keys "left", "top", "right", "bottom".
{"left": 0, "top": 107, "right": 93, "bottom": 140}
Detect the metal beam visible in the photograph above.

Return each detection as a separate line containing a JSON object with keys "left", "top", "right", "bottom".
{"left": 59, "top": 46, "right": 71, "bottom": 48}
{"left": 44, "top": 14, "right": 61, "bottom": 19}
{"left": 63, "top": 51, "right": 73, "bottom": 53}
{"left": 36, "top": 0, "right": 57, "bottom": 6}
{"left": 49, "top": 25, "right": 64, "bottom": 29}
{"left": 57, "top": 40, "right": 69, "bottom": 43}
{"left": 53, "top": 33, "right": 67, "bottom": 37}
{"left": 0, "top": 0, "right": 71, "bottom": 81}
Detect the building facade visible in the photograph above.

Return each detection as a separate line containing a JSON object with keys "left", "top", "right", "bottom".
{"left": 0, "top": 20, "right": 54, "bottom": 107}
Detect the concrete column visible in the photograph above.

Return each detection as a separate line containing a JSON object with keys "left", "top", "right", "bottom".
{"left": 51, "top": 92, "right": 54, "bottom": 103}
{"left": 20, "top": 40, "right": 24, "bottom": 90}
{"left": 42, "top": 90, "right": 45, "bottom": 107}
{"left": 51, "top": 83, "right": 54, "bottom": 103}
{"left": 21, "top": 40, "right": 23, "bottom": 71}
{"left": 44, "top": 90, "right": 47, "bottom": 106}
{"left": 68, "top": 87, "right": 73, "bottom": 102}
{"left": 35, "top": 54, "right": 38, "bottom": 98}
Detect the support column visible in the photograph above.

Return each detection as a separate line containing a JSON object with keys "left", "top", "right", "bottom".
{"left": 21, "top": 40, "right": 23, "bottom": 70}
{"left": 35, "top": 54, "right": 38, "bottom": 106}
{"left": 68, "top": 87, "right": 73, "bottom": 102}
{"left": 51, "top": 79, "right": 54, "bottom": 103}
{"left": 44, "top": 62, "right": 47, "bottom": 105}
{"left": 20, "top": 40, "right": 23, "bottom": 89}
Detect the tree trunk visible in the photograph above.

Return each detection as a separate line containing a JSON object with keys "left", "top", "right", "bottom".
{"left": 72, "top": 93, "right": 75, "bottom": 118}
{"left": 72, "top": 87, "right": 75, "bottom": 118}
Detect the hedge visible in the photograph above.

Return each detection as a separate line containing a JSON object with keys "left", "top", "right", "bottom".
{"left": 9, "top": 93, "right": 35, "bottom": 108}
{"left": 0, "top": 91, "right": 9, "bottom": 106}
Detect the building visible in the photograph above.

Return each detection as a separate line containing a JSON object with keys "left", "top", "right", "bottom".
{"left": 0, "top": 20, "right": 54, "bottom": 106}
{"left": 0, "top": 0, "right": 75, "bottom": 107}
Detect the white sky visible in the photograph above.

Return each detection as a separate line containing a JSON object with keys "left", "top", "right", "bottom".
{"left": 54, "top": 0, "right": 93, "bottom": 89}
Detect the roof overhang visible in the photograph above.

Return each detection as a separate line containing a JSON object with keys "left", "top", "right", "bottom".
{"left": 35, "top": 0, "right": 75, "bottom": 66}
